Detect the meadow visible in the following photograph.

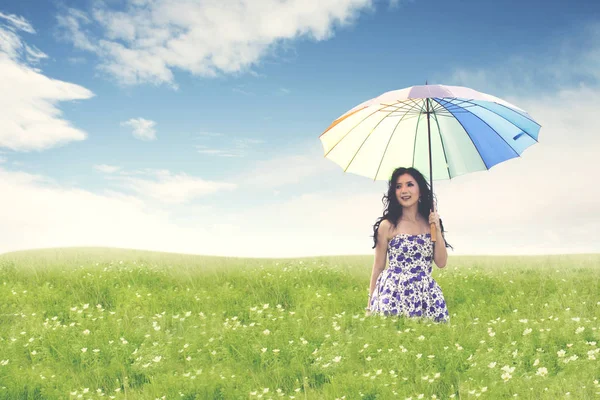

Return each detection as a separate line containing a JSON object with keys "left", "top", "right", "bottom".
{"left": 0, "top": 248, "right": 599, "bottom": 399}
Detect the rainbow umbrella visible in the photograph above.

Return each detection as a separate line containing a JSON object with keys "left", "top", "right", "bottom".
{"left": 319, "top": 83, "right": 541, "bottom": 240}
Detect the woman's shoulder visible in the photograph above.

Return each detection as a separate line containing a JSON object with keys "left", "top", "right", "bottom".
{"left": 378, "top": 219, "right": 393, "bottom": 240}
{"left": 379, "top": 219, "right": 392, "bottom": 230}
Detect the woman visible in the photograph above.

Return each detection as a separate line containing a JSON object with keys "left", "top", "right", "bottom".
{"left": 366, "top": 167, "right": 451, "bottom": 323}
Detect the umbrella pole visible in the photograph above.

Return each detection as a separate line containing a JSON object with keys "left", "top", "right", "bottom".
{"left": 426, "top": 97, "right": 437, "bottom": 242}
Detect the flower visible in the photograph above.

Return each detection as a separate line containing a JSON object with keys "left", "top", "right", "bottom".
{"left": 536, "top": 367, "right": 548, "bottom": 377}
{"left": 501, "top": 365, "right": 515, "bottom": 374}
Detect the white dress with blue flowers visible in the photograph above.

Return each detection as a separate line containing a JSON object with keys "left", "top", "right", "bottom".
{"left": 369, "top": 233, "right": 449, "bottom": 323}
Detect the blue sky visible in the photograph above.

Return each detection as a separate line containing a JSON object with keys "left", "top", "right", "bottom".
{"left": 1, "top": 0, "right": 599, "bottom": 257}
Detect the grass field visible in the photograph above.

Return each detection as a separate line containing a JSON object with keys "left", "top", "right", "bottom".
{"left": 0, "top": 248, "right": 599, "bottom": 399}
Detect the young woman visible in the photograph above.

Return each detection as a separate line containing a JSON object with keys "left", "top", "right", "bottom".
{"left": 366, "top": 167, "right": 452, "bottom": 323}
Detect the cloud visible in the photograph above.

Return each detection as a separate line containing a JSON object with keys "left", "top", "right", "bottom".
{"left": 444, "top": 22, "right": 600, "bottom": 98}
{"left": 0, "top": 12, "right": 35, "bottom": 34}
{"left": 94, "top": 164, "right": 121, "bottom": 173}
{"left": 1, "top": 14, "right": 599, "bottom": 258}
{"left": 196, "top": 146, "right": 241, "bottom": 158}
{"left": 0, "top": 165, "right": 377, "bottom": 258}
{"left": 67, "top": 56, "right": 87, "bottom": 65}
{"left": 1, "top": 89, "right": 599, "bottom": 259}
{"left": 232, "top": 87, "right": 253, "bottom": 96}
{"left": 56, "top": 0, "right": 380, "bottom": 86}
{"left": 121, "top": 118, "right": 157, "bottom": 141}
{"left": 241, "top": 151, "right": 337, "bottom": 188}
{"left": 423, "top": 23, "right": 600, "bottom": 255}
{"left": 0, "top": 13, "right": 94, "bottom": 152}
{"left": 0, "top": 167, "right": 224, "bottom": 255}
{"left": 106, "top": 169, "right": 237, "bottom": 204}
{"left": 195, "top": 136, "right": 265, "bottom": 157}
{"left": 195, "top": 131, "right": 224, "bottom": 137}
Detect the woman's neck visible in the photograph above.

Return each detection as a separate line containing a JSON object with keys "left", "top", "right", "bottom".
{"left": 400, "top": 207, "right": 420, "bottom": 223}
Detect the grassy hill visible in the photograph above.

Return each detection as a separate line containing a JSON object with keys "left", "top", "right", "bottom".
{"left": 0, "top": 248, "right": 599, "bottom": 399}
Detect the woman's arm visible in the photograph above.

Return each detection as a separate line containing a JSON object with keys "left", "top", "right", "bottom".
{"left": 433, "top": 226, "right": 448, "bottom": 268}
{"left": 368, "top": 220, "right": 390, "bottom": 308}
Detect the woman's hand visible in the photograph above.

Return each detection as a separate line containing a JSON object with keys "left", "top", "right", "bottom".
{"left": 429, "top": 209, "right": 441, "bottom": 232}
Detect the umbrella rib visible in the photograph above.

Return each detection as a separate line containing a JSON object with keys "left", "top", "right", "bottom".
{"left": 319, "top": 106, "right": 367, "bottom": 138}
{"left": 487, "top": 100, "right": 541, "bottom": 126}
{"left": 442, "top": 99, "right": 521, "bottom": 159}
{"left": 373, "top": 106, "right": 413, "bottom": 181}
{"left": 452, "top": 99, "right": 541, "bottom": 142}
{"left": 380, "top": 99, "right": 425, "bottom": 116}
{"left": 343, "top": 108, "right": 400, "bottom": 173}
{"left": 411, "top": 99, "right": 427, "bottom": 168}
{"left": 433, "top": 98, "right": 491, "bottom": 170}
{"left": 323, "top": 105, "right": 388, "bottom": 158}
{"left": 430, "top": 99, "right": 452, "bottom": 180}
{"left": 430, "top": 100, "right": 451, "bottom": 114}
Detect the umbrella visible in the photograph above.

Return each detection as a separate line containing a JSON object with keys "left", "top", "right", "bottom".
{"left": 319, "top": 83, "right": 541, "bottom": 241}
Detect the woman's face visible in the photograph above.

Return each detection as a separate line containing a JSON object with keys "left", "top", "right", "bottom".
{"left": 396, "top": 173, "right": 420, "bottom": 207}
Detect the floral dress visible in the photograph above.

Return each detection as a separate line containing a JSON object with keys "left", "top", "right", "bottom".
{"left": 368, "top": 233, "right": 449, "bottom": 323}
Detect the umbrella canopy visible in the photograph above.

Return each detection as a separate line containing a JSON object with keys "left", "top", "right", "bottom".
{"left": 320, "top": 84, "right": 541, "bottom": 182}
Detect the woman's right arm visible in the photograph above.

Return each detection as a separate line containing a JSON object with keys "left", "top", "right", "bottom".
{"left": 367, "top": 219, "right": 390, "bottom": 308}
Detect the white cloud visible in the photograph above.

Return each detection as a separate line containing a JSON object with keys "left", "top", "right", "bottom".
{"left": 1, "top": 15, "right": 599, "bottom": 258}
{"left": 195, "top": 131, "right": 224, "bottom": 137}
{"left": 195, "top": 136, "right": 265, "bottom": 157}
{"left": 0, "top": 12, "right": 35, "bottom": 34}
{"left": 0, "top": 165, "right": 377, "bottom": 258}
{"left": 1, "top": 85, "right": 599, "bottom": 259}
{"left": 196, "top": 146, "right": 241, "bottom": 157}
{"left": 67, "top": 56, "right": 87, "bottom": 65}
{"left": 241, "top": 151, "right": 338, "bottom": 189}
{"left": 423, "top": 24, "right": 600, "bottom": 255}
{"left": 121, "top": 118, "right": 157, "bottom": 141}
{"left": 56, "top": 0, "right": 379, "bottom": 85}
{"left": 232, "top": 87, "right": 253, "bottom": 96}
{"left": 107, "top": 169, "right": 237, "bottom": 204}
{"left": 94, "top": 164, "right": 121, "bottom": 173}
{"left": 0, "top": 13, "right": 94, "bottom": 152}
{"left": 0, "top": 167, "right": 224, "bottom": 255}
{"left": 444, "top": 22, "right": 600, "bottom": 98}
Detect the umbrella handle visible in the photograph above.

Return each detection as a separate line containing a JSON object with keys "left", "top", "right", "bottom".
{"left": 430, "top": 223, "right": 437, "bottom": 242}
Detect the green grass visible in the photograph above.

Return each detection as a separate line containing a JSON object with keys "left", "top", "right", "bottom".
{"left": 0, "top": 248, "right": 599, "bottom": 399}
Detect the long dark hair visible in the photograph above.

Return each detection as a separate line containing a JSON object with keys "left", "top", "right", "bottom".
{"left": 372, "top": 167, "right": 452, "bottom": 249}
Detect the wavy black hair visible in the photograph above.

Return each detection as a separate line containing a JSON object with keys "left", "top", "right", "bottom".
{"left": 372, "top": 167, "right": 452, "bottom": 250}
